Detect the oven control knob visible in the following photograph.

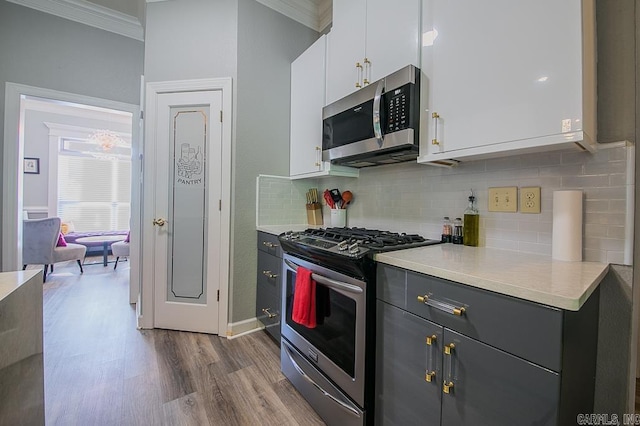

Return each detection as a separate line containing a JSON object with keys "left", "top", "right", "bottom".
{"left": 337, "top": 240, "right": 349, "bottom": 251}
{"left": 348, "top": 242, "right": 360, "bottom": 254}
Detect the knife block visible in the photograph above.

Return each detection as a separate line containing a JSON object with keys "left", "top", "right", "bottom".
{"left": 306, "top": 203, "right": 323, "bottom": 225}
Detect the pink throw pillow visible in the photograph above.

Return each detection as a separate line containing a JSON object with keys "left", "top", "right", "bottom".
{"left": 57, "top": 233, "right": 67, "bottom": 247}
{"left": 124, "top": 231, "right": 130, "bottom": 243}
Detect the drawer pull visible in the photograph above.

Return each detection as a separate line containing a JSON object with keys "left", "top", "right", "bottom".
{"left": 426, "top": 334, "right": 437, "bottom": 345}
{"left": 432, "top": 112, "right": 441, "bottom": 146}
{"left": 443, "top": 381, "right": 454, "bottom": 394}
{"left": 444, "top": 343, "right": 455, "bottom": 355}
{"left": 417, "top": 294, "right": 466, "bottom": 316}
{"left": 262, "top": 241, "right": 279, "bottom": 248}
{"left": 262, "top": 308, "right": 277, "bottom": 319}
{"left": 262, "top": 270, "right": 279, "bottom": 279}
{"left": 425, "top": 371, "right": 436, "bottom": 382}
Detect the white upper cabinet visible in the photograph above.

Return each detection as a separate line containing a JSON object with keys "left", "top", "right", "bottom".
{"left": 326, "top": 0, "right": 422, "bottom": 105}
{"left": 418, "top": 0, "right": 596, "bottom": 166}
{"left": 290, "top": 35, "right": 359, "bottom": 179}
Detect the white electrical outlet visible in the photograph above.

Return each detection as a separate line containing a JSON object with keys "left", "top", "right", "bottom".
{"left": 488, "top": 187, "right": 518, "bottom": 213}
{"left": 520, "top": 187, "right": 541, "bottom": 213}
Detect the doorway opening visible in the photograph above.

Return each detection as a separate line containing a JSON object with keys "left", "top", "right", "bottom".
{"left": 3, "top": 83, "right": 141, "bottom": 304}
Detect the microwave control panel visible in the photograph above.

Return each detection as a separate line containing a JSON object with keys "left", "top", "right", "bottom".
{"left": 385, "top": 85, "right": 413, "bottom": 133}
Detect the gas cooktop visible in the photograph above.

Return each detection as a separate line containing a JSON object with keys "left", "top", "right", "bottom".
{"left": 279, "top": 227, "right": 441, "bottom": 260}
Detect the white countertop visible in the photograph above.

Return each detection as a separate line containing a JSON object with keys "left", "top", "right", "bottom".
{"left": 0, "top": 270, "right": 41, "bottom": 302}
{"left": 375, "top": 245, "right": 609, "bottom": 311}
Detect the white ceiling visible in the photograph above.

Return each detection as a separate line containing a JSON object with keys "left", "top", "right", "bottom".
{"left": 8, "top": 0, "right": 332, "bottom": 41}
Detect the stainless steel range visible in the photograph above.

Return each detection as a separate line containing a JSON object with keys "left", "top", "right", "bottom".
{"left": 279, "top": 227, "right": 440, "bottom": 426}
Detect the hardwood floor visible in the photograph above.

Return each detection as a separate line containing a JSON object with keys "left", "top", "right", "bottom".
{"left": 41, "top": 260, "right": 324, "bottom": 425}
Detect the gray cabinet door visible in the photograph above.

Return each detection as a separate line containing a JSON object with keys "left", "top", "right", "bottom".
{"left": 440, "top": 329, "right": 560, "bottom": 426}
{"left": 256, "top": 250, "right": 281, "bottom": 342}
{"left": 376, "top": 301, "right": 443, "bottom": 426}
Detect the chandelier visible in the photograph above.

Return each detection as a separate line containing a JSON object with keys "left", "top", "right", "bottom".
{"left": 87, "top": 130, "right": 129, "bottom": 160}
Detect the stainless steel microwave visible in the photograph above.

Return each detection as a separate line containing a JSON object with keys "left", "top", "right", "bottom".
{"left": 322, "top": 64, "right": 420, "bottom": 168}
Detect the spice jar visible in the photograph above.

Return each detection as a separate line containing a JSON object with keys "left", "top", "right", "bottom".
{"left": 441, "top": 216, "right": 452, "bottom": 243}
{"left": 452, "top": 217, "right": 463, "bottom": 245}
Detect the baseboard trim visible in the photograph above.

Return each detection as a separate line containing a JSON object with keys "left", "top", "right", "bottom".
{"left": 225, "top": 317, "right": 263, "bottom": 339}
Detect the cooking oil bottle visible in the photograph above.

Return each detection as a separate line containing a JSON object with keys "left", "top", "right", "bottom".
{"left": 463, "top": 189, "right": 479, "bottom": 246}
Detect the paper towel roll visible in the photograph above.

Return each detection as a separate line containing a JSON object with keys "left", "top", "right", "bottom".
{"left": 552, "top": 190, "right": 583, "bottom": 261}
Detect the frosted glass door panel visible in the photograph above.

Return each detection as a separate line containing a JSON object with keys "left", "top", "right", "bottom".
{"left": 424, "top": 0, "right": 583, "bottom": 154}
{"left": 168, "top": 107, "right": 209, "bottom": 304}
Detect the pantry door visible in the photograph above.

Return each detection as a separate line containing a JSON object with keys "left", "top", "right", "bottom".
{"left": 143, "top": 80, "right": 230, "bottom": 334}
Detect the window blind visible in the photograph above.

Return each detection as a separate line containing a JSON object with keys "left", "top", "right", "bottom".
{"left": 57, "top": 155, "right": 131, "bottom": 232}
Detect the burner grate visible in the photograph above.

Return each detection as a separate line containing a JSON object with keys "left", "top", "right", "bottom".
{"left": 305, "top": 227, "right": 428, "bottom": 250}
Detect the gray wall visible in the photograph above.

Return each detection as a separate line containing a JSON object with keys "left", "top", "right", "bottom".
{"left": 596, "top": 0, "right": 636, "bottom": 144}
{"left": 0, "top": 0, "right": 144, "bottom": 260}
{"left": 234, "top": 0, "right": 318, "bottom": 322}
{"left": 144, "top": 0, "right": 318, "bottom": 323}
{"left": 143, "top": 0, "right": 238, "bottom": 83}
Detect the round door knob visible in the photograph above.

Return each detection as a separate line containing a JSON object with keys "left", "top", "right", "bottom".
{"left": 153, "top": 218, "right": 167, "bottom": 227}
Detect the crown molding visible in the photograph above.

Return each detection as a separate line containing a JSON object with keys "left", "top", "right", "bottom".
{"left": 7, "top": 0, "right": 144, "bottom": 41}
{"left": 317, "top": 0, "right": 332, "bottom": 32}
{"left": 255, "top": 0, "right": 330, "bottom": 33}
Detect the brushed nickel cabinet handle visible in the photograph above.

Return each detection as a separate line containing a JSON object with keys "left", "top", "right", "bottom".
{"left": 262, "top": 308, "right": 277, "bottom": 319}
{"left": 262, "top": 270, "right": 278, "bottom": 279}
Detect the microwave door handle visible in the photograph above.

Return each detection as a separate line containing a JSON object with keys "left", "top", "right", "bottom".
{"left": 372, "top": 79, "right": 384, "bottom": 148}
{"left": 284, "top": 259, "right": 363, "bottom": 294}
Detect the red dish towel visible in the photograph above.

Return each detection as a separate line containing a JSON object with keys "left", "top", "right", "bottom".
{"left": 292, "top": 266, "right": 317, "bottom": 328}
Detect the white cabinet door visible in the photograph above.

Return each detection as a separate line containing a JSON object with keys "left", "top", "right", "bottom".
{"left": 326, "top": 0, "right": 366, "bottom": 105}
{"left": 419, "top": 0, "right": 594, "bottom": 163}
{"left": 290, "top": 36, "right": 326, "bottom": 177}
{"left": 290, "top": 35, "right": 359, "bottom": 179}
{"left": 365, "top": 0, "right": 421, "bottom": 83}
{"left": 327, "top": 0, "right": 421, "bottom": 105}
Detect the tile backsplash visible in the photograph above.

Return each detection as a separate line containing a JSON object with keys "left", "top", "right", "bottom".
{"left": 257, "top": 143, "right": 633, "bottom": 264}
{"left": 256, "top": 175, "right": 309, "bottom": 226}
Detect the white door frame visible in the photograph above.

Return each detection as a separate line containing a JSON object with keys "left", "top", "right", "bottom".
{"left": 3, "top": 82, "right": 141, "bottom": 304}
{"left": 140, "top": 78, "right": 232, "bottom": 333}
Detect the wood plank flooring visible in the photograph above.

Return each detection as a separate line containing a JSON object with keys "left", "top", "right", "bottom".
{"left": 637, "top": 378, "right": 640, "bottom": 414}
{"left": 41, "top": 260, "right": 325, "bottom": 425}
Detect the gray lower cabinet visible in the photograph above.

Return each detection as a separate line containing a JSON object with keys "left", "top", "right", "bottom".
{"left": 375, "top": 264, "right": 600, "bottom": 426}
{"left": 256, "top": 231, "right": 282, "bottom": 343}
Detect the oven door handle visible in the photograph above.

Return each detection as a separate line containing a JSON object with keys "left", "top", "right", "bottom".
{"left": 283, "top": 342, "right": 362, "bottom": 418}
{"left": 284, "top": 259, "right": 363, "bottom": 294}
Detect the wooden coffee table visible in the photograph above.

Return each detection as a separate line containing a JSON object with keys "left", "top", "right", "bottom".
{"left": 75, "top": 235, "right": 126, "bottom": 267}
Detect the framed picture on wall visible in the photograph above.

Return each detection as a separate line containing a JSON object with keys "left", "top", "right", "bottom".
{"left": 24, "top": 157, "right": 40, "bottom": 174}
